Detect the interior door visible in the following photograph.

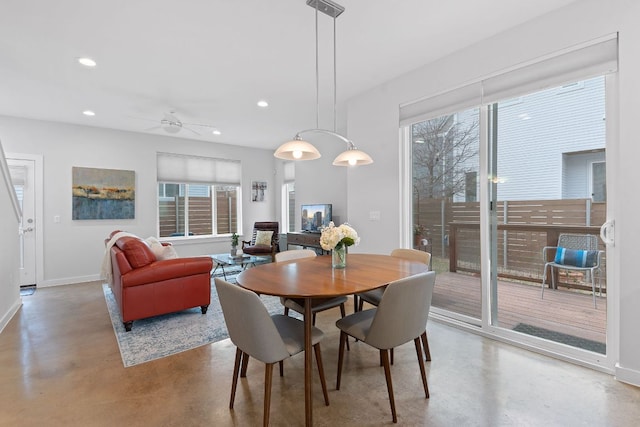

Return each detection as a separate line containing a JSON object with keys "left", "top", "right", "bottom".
{"left": 8, "top": 158, "right": 36, "bottom": 286}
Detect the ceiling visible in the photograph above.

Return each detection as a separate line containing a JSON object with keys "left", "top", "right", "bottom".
{"left": 0, "top": 0, "right": 578, "bottom": 150}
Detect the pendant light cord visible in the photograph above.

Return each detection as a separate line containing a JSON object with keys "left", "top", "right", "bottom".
{"left": 333, "top": 15, "right": 337, "bottom": 133}
{"left": 315, "top": 2, "right": 320, "bottom": 129}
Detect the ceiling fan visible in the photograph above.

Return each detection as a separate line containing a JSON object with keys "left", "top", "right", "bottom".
{"left": 139, "top": 111, "right": 219, "bottom": 136}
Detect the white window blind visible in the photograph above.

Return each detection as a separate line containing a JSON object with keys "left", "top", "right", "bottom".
{"left": 482, "top": 35, "right": 618, "bottom": 105}
{"left": 157, "top": 152, "right": 241, "bottom": 185}
{"left": 400, "top": 82, "right": 482, "bottom": 126}
{"left": 283, "top": 161, "right": 295, "bottom": 183}
{"left": 399, "top": 34, "right": 618, "bottom": 125}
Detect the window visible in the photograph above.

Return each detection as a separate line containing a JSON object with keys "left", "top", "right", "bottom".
{"left": 157, "top": 153, "right": 241, "bottom": 238}
{"left": 281, "top": 161, "right": 295, "bottom": 232}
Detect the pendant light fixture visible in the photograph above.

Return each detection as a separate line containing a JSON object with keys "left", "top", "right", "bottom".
{"left": 274, "top": 0, "right": 373, "bottom": 166}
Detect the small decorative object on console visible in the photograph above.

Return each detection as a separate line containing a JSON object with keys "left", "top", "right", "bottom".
{"left": 230, "top": 232, "right": 239, "bottom": 256}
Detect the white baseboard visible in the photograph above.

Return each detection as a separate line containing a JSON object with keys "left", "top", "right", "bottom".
{"left": 615, "top": 364, "right": 640, "bottom": 387}
{"left": 38, "top": 274, "right": 102, "bottom": 288}
{"left": 0, "top": 297, "right": 22, "bottom": 334}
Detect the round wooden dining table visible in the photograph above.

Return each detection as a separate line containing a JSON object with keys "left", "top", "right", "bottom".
{"left": 235, "top": 253, "right": 429, "bottom": 426}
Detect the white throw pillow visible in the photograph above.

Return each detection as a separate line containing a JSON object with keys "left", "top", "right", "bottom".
{"left": 158, "top": 245, "right": 179, "bottom": 260}
{"left": 145, "top": 237, "right": 178, "bottom": 260}
{"left": 255, "top": 230, "right": 273, "bottom": 246}
{"left": 145, "top": 237, "right": 164, "bottom": 257}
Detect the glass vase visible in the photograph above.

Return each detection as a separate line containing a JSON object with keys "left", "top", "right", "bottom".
{"left": 332, "top": 246, "right": 347, "bottom": 269}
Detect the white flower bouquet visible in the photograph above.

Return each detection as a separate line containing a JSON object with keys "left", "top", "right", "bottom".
{"left": 320, "top": 221, "right": 360, "bottom": 251}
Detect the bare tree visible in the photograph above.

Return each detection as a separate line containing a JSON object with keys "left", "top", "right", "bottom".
{"left": 412, "top": 113, "right": 479, "bottom": 201}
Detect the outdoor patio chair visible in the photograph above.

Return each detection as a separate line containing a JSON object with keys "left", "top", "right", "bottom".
{"left": 541, "top": 233, "right": 604, "bottom": 308}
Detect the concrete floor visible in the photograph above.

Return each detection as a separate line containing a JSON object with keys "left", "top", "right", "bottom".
{"left": 1, "top": 281, "right": 639, "bottom": 426}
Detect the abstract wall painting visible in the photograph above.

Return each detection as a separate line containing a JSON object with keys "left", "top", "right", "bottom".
{"left": 72, "top": 167, "right": 135, "bottom": 220}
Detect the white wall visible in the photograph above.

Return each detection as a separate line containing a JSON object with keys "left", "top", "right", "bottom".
{"left": 0, "top": 140, "right": 21, "bottom": 332}
{"left": 294, "top": 132, "right": 348, "bottom": 229}
{"left": 344, "top": 0, "right": 640, "bottom": 385}
{"left": 0, "top": 115, "right": 277, "bottom": 286}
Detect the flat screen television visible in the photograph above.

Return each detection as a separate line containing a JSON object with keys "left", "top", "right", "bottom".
{"left": 301, "top": 203, "right": 332, "bottom": 232}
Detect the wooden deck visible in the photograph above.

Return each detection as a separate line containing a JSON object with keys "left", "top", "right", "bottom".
{"left": 432, "top": 271, "right": 606, "bottom": 346}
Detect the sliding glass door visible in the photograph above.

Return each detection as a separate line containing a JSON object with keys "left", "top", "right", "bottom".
{"left": 489, "top": 76, "right": 608, "bottom": 355}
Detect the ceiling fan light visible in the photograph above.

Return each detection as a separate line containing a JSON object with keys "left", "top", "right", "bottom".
{"left": 332, "top": 148, "right": 374, "bottom": 166}
{"left": 160, "top": 119, "right": 182, "bottom": 133}
{"left": 274, "top": 139, "right": 321, "bottom": 161}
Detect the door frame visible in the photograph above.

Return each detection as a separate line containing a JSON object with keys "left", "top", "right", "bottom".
{"left": 8, "top": 153, "right": 44, "bottom": 288}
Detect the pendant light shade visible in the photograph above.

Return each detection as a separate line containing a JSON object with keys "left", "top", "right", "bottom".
{"left": 274, "top": 137, "right": 322, "bottom": 161}
{"left": 333, "top": 147, "right": 374, "bottom": 166}
{"left": 273, "top": 0, "right": 373, "bottom": 167}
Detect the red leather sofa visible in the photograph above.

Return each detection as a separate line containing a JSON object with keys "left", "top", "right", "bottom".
{"left": 107, "top": 231, "right": 213, "bottom": 331}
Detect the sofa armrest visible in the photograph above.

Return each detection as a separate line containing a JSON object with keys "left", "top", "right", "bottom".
{"left": 121, "top": 256, "right": 213, "bottom": 288}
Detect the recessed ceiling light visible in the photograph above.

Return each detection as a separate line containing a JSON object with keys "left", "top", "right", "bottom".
{"left": 77, "top": 57, "right": 97, "bottom": 67}
{"left": 257, "top": 100, "right": 269, "bottom": 108}
{"left": 212, "top": 129, "right": 221, "bottom": 135}
{"left": 82, "top": 110, "right": 95, "bottom": 116}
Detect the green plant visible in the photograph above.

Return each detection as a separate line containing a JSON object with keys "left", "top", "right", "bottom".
{"left": 414, "top": 224, "right": 427, "bottom": 236}
{"left": 231, "top": 232, "right": 239, "bottom": 247}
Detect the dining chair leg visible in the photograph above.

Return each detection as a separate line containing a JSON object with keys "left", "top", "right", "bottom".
{"left": 380, "top": 349, "right": 397, "bottom": 423}
{"left": 336, "top": 331, "right": 347, "bottom": 390}
{"left": 264, "top": 363, "right": 274, "bottom": 427}
{"left": 284, "top": 307, "right": 289, "bottom": 316}
{"left": 381, "top": 348, "right": 395, "bottom": 366}
{"left": 414, "top": 337, "right": 429, "bottom": 398}
{"left": 240, "top": 352, "right": 250, "bottom": 377}
{"left": 339, "top": 303, "right": 350, "bottom": 351}
{"left": 421, "top": 331, "right": 431, "bottom": 362}
{"left": 353, "top": 294, "right": 359, "bottom": 313}
{"left": 279, "top": 360, "right": 284, "bottom": 377}
{"left": 312, "top": 313, "right": 317, "bottom": 325}
{"left": 313, "top": 343, "right": 330, "bottom": 406}
{"left": 230, "top": 347, "right": 242, "bottom": 409}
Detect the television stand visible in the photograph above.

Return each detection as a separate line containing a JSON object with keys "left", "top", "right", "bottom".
{"left": 287, "top": 232, "right": 328, "bottom": 254}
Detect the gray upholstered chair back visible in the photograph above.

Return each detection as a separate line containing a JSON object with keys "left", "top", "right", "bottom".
{"left": 275, "top": 249, "right": 317, "bottom": 262}
{"left": 215, "top": 278, "right": 290, "bottom": 363}
{"left": 365, "top": 271, "right": 436, "bottom": 349}
{"left": 390, "top": 248, "right": 431, "bottom": 266}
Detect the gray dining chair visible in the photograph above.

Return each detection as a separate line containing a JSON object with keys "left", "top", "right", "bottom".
{"left": 336, "top": 271, "right": 436, "bottom": 424}
{"left": 214, "top": 278, "right": 329, "bottom": 427}
{"left": 276, "top": 249, "right": 349, "bottom": 325}
{"left": 355, "top": 248, "right": 433, "bottom": 361}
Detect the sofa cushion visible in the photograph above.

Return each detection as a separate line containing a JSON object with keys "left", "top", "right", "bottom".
{"left": 116, "top": 236, "right": 156, "bottom": 268}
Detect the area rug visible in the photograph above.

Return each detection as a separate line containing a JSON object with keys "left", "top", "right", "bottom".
{"left": 103, "top": 268, "right": 296, "bottom": 367}
{"left": 513, "top": 323, "right": 606, "bottom": 354}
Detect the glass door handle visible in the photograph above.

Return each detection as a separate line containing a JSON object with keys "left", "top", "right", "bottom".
{"left": 600, "top": 220, "right": 614, "bottom": 246}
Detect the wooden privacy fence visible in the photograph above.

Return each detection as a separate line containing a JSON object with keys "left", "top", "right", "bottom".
{"left": 414, "top": 198, "right": 606, "bottom": 291}
{"left": 159, "top": 189, "right": 237, "bottom": 237}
